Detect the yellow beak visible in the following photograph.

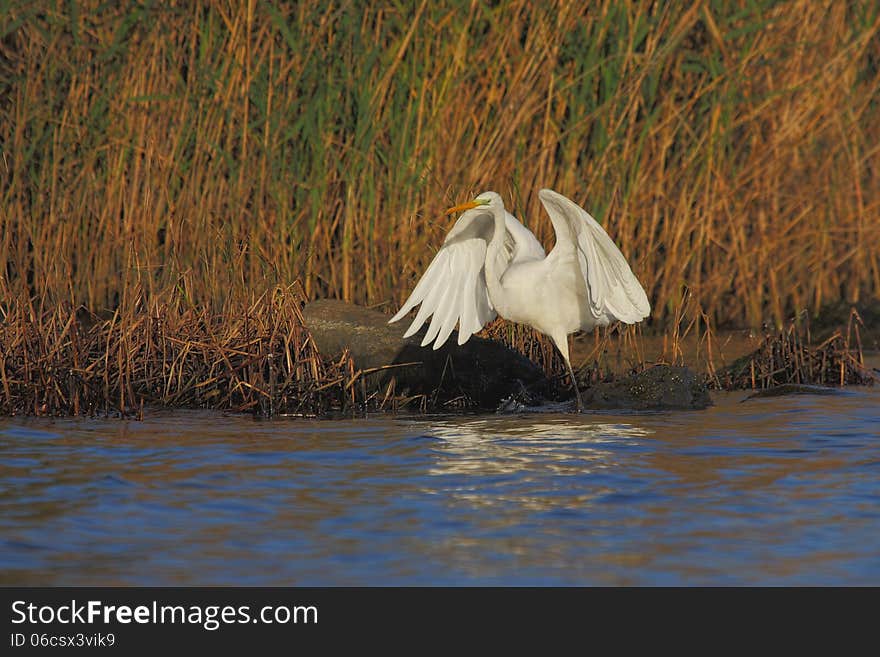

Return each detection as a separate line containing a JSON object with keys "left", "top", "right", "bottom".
{"left": 444, "top": 199, "right": 488, "bottom": 215}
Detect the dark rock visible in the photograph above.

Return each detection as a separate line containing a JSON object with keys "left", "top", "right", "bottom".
{"left": 302, "top": 299, "right": 549, "bottom": 409}
{"left": 742, "top": 384, "right": 843, "bottom": 401}
{"left": 303, "top": 301, "right": 713, "bottom": 412}
{"left": 580, "top": 365, "right": 712, "bottom": 410}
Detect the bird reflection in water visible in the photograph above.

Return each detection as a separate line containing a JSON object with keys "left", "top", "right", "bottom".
{"left": 420, "top": 417, "right": 652, "bottom": 480}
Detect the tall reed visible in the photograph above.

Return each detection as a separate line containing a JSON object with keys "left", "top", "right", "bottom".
{"left": 1, "top": 0, "right": 878, "bottom": 330}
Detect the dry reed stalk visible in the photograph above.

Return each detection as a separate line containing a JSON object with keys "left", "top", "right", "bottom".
{"left": 0, "top": 0, "right": 876, "bottom": 334}
{"left": 0, "top": 284, "right": 375, "bottom": 417}
{"left": 717, "top": 311, "right": 876, "bottom": 390}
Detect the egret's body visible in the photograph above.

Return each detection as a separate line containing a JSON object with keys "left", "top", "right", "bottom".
{"left": 390, "top": 189, "right": 650, "bottom": 409}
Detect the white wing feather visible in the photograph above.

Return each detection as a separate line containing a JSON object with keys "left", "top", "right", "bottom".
{"left": 539, "top": 188, "right": 650, "bottom": 326}
{"left": 389, "top": 210, "right": 500, "bottom": 349}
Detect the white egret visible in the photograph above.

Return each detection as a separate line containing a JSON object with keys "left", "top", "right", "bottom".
{"left": 389, "top": 189, "right": 650, "bottom": 410}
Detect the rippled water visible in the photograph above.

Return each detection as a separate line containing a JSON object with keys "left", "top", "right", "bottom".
{"left": 2, "top": 386, "right": 879, "bottom": 585}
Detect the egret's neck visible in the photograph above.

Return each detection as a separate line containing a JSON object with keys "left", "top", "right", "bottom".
{"left": 483, "top": 205, "right": 507, "bottom": 306}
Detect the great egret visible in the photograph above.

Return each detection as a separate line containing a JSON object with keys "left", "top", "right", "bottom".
{"left": 389, "top": 189, "right": 650, "bottom": 410}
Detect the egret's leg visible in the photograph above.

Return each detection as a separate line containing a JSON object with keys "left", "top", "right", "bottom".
{"left": 551, "top": 332, "right": 584, "bottom": 412}
{"left": 564, "top": 356, "right": 584, "bottom": 413}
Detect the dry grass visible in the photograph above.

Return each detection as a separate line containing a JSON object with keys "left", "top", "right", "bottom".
{"left": 0, "top": 283, "right": 367, "bottom": 417}
{"left": 716, "top": 309, "right": 875, "bottom": 389}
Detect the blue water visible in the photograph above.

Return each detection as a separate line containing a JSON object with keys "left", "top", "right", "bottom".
{"left": 1, "top": 387, "right": 879, "bottom": 585}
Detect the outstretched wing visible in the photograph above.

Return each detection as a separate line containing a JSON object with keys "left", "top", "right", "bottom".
{"left": 389, "top": 209, "right": 501, "bottom": 349}
{"left": 539, "top": 188, "right": 650, "bottom": 326}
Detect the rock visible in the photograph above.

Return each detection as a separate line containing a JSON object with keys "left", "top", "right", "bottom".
{"left": 741, "top": 384, "right": 843, "bottom": 401}
{"left": 302, "top": 299, "right": 549, "bottom": 409}
{"left": 579, "top": 365, "right": 712, "bottom": 410}
{"left": 302, "top": 301, "right": 713, "bottom": 412}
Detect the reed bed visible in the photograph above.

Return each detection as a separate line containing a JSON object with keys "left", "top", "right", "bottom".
{"left": 718, "top": 328, "right": 874, "bottom": 389}
{"left": 2, "top": 1, "right": 878, "bottom": 327}
{"left": 0, "top": 285, "right": 872, "bottom": 417}
{"left": 0, "top": 284, "right": 365, "bottom": 417}
{"left": 716, "top": 310, "right": 876, "bottom": 389}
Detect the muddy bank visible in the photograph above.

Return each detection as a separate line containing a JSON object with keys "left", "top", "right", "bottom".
{"left": 570, "top": 301, "right": 879, "bottom": 392}
{"left": 5, "top": 293, "right": 871, "bottom": 418}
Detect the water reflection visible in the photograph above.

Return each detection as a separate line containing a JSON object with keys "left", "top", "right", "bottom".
{"left": 414, "top": 417, "right": 654, "bottom": 520}
{"left": 424, "top": 417, "right": 650, "bottom": 476}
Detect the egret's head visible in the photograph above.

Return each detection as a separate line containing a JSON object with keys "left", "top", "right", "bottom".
{"left": 444, "top": 191, "right": 502, "bottom": 215}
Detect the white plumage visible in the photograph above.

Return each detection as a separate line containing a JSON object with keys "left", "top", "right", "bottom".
{"left": 390, "top": 188, "right": 650, "bottom": 409}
